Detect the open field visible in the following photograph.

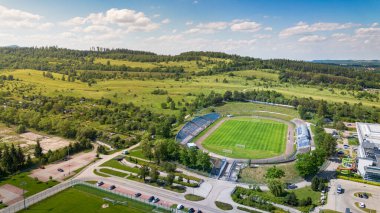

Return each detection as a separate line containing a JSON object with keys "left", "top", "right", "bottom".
{"left": 1, "top": 69, "right": 379, "bottom": 116}
{"left": 202, "top": 118, "right": 287, "bottom": 159}
{"left": 20, "top": 184, "right": 167, "bottom": 213}
{"left": 239, "top": 162, "right": 303, "bottom": 184}
{"left": 0, "top": 125, "right": 72, "bottom": 154}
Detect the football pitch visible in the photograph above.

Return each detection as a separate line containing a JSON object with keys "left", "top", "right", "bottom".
{"left": 20, "top": 185, "right": 170, "bottom": 213}
{"left": 202, "top": 118, "right": 287, "bottom": 159}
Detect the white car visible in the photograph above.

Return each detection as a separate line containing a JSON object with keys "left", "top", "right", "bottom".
{"left": 359, "top": 202, "right": 365, "bottom": 208}
{"left": 177, "top": 204, "right": 184, "bottom": 210}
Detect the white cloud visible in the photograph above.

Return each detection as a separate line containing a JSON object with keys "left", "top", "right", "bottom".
{"left": 193, "top": 1, "right": 199, "bottom": 4}
{"left": 280, "top": 22, "right": 357, "bottom": 37}
{"left": 355, "top": 27, "right": 380, "bottom": 37}
{"left": 186, "top": 19, "right": 264, "bottom": 34}
{"left": 185, "top": 21, "right": 228, "bottom": 34}
{"left": 264, "top": 27, "right": 273, "bottom": 31}
{"left": 161, "top": 18, "right": 170, "bottom": 24}
{"left": 0, "top": 4, "right": 52, "bottom": 30}
{"left": 61, "top": 8, "right": 159, "bottom": 33}
{"left": 298, "top": 35, "right": 327, "bottom": 42}
{"left": 230, "top": 21, "right": 261, "bottom": 32}
{"left": 153, "top": 14, "right": 160, "bottom": 18}
{"left": 185, "top": 21, "right": 193, "bottom": 26}
{"left": 372, "top": 22, "right": 379, "bottom": 27}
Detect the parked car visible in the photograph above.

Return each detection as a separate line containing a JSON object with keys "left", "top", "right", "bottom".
{"left": 188, "top": 208, "right": 195, "bottom": 213}
{"left": 109, "top": 185, "right": 116, "bottom": 190}
{"left": 153, "top": 197, "right": 160, "bottom": 203}
{"left": 148, "top": 196, "right": 155, "bottom": 202}
{"left": 96, "top": 181, "right": 104, "bottom": 186}
{"left": 177, "top": 204, "right": 184, "bottom": 210}
{"left": 57, "top": 168, "right": 64, "bottom": 172}
{"left": 134, "top": 193, "right": 142, "bottom": 198}
{"left": 359, "top": 202, "right": 365, "bottom": 208}
{"left": 343, "top": 144, "right": 350, "bottom": 149}
{"left": 363, "top": 193, "right": 369, "bottom": 199}
{"left": 337, "top": 184, "right": 342, "bottom": 194}
{"left": 345, "top": 208, "right": 350, "bottom": 213}
{"left": 197, "top": 210, "right": 203, "bottom": 213}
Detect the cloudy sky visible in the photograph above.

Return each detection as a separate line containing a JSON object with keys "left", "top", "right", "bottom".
{"left": 0, "top": 0, "right": 379, "bottom": 60}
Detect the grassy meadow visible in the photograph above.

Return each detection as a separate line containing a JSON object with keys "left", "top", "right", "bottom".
{"left": 202, "top": 118, "right": 287, "bottom": 159}
{"left": 1, "top": 65, "right": 379, "bottom": 117}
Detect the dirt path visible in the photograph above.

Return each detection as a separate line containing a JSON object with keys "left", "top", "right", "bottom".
{"left": 194, "top": 116, "right": 296, "bottom": 162}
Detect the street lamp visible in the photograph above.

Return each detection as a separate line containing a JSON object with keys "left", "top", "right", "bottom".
{"left": 20, "top": 181, "right": 26, "bottom": 209}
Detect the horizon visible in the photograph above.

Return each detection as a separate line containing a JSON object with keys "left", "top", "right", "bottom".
{"left": 0, "top": 0, "right": 379, "bottom": 60}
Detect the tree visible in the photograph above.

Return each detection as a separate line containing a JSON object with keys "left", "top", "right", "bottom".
{"left": 223, "top": 91, "right": 233, "bottom": 101}
{"left": 265, "top": 166, "right": 285, "bottom": 179}
{"left": 311, "top": 176, "right": 320, "bottom": 191}
{"left": 267, "top": 179, "right": 284, "bottom": 197}
{"left": 284, "top": 192, "right": 298, "bottom": 206}
{"left": 170, "top": 101, "right": 176, "bottom": 110}
{"left": 295, "top": 152, "right": 319, "bottom": 177}
{"left": 166, "top": 172, "right": 175, "bottom": 186}
{"left": 34, "top": 139, "right": 43, "bottom": 158}
{"left": 297, "top": 105, "right": 307, "bottom": 119}
{"left": 139, "top": 165, "right": 149, "bottom": 181}
{"left": 97, "top": 145, "right": 107, "bottom": 154}
{"left": 141, "top": 139, "right": 153, "bottom": 161}
{"left": 149, "top": 167, "right": 159, "bottom": 183}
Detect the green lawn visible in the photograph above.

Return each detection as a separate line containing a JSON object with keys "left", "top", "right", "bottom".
{"left": 0, "top": 172, "right": 58, "bottom": 197}
{"left": 21, "top": 184, "right": 169, "bottom": 213}
{"left": 100, "top": 159, "right": 140, "bottom": 174}
{"left": 98, "top": 168, "right": 128, "bottom": 178}
{"left": 202, "top": 118, "right": 287, "bottom": 159}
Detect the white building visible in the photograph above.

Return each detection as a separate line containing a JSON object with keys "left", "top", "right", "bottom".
{"left": 356, "top": 122, "right": 380, "bottom": 182}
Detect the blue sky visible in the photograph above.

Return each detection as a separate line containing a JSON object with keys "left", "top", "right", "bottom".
{"left": 0, "top": 0, "right": 379, "bottom": 59}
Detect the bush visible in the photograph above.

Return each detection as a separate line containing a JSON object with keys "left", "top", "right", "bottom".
{"left": 16, "top": 124, "right": 27, "bottom": 134}
{"left": 284, "top": 192, "right": 298, "bottom": 206}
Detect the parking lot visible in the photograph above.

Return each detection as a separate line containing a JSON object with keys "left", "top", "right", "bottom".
{"left": 324, "top": 179, "right": 380, "bottom": 212}
{"left": 30, "top": 149, "right": 97, "bottom": 182}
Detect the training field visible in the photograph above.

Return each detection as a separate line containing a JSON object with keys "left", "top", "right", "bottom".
{"left": 202, "top": 118, "right": 287, "bottom": 159}
{"left": 20, "top": 185, "right": 169, "bottom": 213}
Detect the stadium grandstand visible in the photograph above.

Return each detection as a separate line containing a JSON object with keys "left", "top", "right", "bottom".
{"left": 176, "top": 113, "right": 220, "bottom": 145}
{"left": 296, "top": 125, "right": 311, "bottom": 152}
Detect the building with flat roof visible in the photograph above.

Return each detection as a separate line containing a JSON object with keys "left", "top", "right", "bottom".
{"left": 296, "top": 125, "right": 311, "bottom": 152}
{"left": 356, "top": 122, "right": 380, "bottom": 182}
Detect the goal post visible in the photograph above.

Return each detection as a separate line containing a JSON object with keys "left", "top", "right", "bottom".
{"left": 222, "top": 149, "right": 233, "bottom": 154}
{"left": 235, "top": 144, "right": 246, "bottom": 149}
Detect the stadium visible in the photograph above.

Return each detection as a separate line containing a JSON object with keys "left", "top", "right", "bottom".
{"left": 176, "top": 112, "right": 297, "bottom": 161}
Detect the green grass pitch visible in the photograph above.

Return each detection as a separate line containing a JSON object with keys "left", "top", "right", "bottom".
{"left": 202, "top": 118, "right": 287, "bottom": 159}
{"left": 20, "top": 184, "right": 170, "bottom": 213}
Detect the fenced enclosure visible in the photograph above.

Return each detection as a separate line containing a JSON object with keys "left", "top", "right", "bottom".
{"left": 0, "top": 179, "right": 185, "bottom": 213}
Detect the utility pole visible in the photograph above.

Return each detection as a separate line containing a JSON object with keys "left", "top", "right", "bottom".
{"left": 68, "top": 146, "right": 70, "bottom": 175}
{"left": 20, "top": 181, "right": 26, "bottom": 209}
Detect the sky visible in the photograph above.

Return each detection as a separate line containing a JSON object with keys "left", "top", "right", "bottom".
{"left": 0, "top": 0, "right": 379, "bottom": 60}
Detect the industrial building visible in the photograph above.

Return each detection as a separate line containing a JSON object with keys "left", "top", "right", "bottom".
{"left": 296, "top": 125, "right": 311, "bottom": 152}
{"left": 356, "top": 122, "right": 380, "bottom": 182}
